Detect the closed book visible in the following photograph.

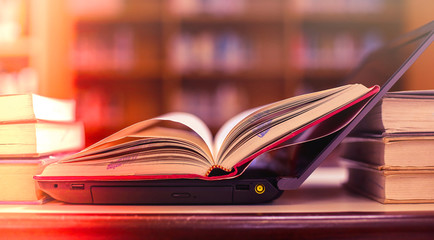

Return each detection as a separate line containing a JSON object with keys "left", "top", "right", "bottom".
{"left": 345, "top": 164, "right": 434, "bottom": 203}
{"left": 0, "top": 156, "right": 59, "bottom": 203}
{"left": 0, "top": 121, "right": 85, "bottom": 158}
{"left": 0, "top": 93, "right": 75, "bottom": 123}
{"left": 355, "top": 90, "right": 434, "bottom": 134}
{"left": 341, "top": 134, "right": 434, "bottom": 169}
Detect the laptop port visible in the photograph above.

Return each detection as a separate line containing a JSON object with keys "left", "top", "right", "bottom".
{"left": 236, "top": 184, "right": 250, "bottom": 190}
{"left": 71, "top": 184, "right": 85, "bottom": 190}
{"left": 171, "top": 193, "right": 191, "bottom": 198}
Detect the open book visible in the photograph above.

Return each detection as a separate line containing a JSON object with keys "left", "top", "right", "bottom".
{"left": 39, "top": 84, "right": 378, "bottom": 180}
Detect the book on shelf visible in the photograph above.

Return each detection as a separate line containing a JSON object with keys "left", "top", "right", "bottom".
{"left": 170, "top": 31, "right": 251, "bottom": 74}
{"left": 355, "top": 90, "right": 434, "bottom": 135}
{"left": 345, "top": 163, "right": 434, "bottom": 204}
{"left": 291, "top": 0, "right": 387, "bottom": 14}
{"left": 289, "top": 30, "right": 383, "bottom": 71}
{"left": 0, "top": 156, "right": 59, "bottom": 204}
{"left": 37, "top": 83, "right": 379, "bottom": 180}
{"left": 168, "top": 0, "right": 246, "bottom": 16}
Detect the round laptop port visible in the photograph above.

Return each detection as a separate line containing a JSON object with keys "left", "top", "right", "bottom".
{"left": 255, "top": 184, "right": 265, "bottom": 194}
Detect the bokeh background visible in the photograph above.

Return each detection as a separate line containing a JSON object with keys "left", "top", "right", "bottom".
{"left": 0, "top": 0, "right": 432, "bottom": 145}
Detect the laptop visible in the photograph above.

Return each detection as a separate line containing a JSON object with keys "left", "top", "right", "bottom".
{"left": 36, "top": 21, "right": 434, "bottom": 204}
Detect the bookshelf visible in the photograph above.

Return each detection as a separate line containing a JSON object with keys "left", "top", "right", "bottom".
{"left": 0, "top": 0, "right": 74, "bottom": 99}
{"left": 0, "top": 0, "right": 31, "bottom": 95}
{"left": 66, "top": 0, "right": 407, "bottom": 144}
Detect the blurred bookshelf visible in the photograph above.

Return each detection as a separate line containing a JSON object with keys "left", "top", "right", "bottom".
{"left": 0, "top": 0, "right": 34, "bottom": 95}
{"left": 0, "top": 0, "right": 74, "bottom": 98}
{"left": 4, "top": 0, "right": 432, "bottom": 146}
{"left": 67, "top": 0, "right": 408, "bottom": 144}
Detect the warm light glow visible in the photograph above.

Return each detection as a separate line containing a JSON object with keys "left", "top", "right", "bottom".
{"left": 0, "top": 0, "right": 432, "bottom": 147}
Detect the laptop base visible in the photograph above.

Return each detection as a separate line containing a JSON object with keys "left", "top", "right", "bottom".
{"left": 38, "top": 170, "right": 283, "bottom": 204}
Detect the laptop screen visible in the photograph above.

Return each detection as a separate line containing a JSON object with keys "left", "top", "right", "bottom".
{"left": 268, "top": 22, "right": 434, "bottom": 190}
{"left": 345, "top": 32, "right": 432, "bottom": 89}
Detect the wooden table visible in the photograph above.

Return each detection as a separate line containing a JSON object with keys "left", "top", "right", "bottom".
{"left": 1, "top": 168, "right": 433, "bottom": 239}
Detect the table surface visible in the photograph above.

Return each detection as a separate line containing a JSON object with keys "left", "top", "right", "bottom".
{"left": 1, "top": 168, "right": 434, "bottom": 240}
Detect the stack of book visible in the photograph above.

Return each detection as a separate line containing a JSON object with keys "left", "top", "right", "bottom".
{"left": 342, "top": 90, "right": 434, "bottom": 203}
{"left": 0, "top": 94, "right": 85, "bottom": 203}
